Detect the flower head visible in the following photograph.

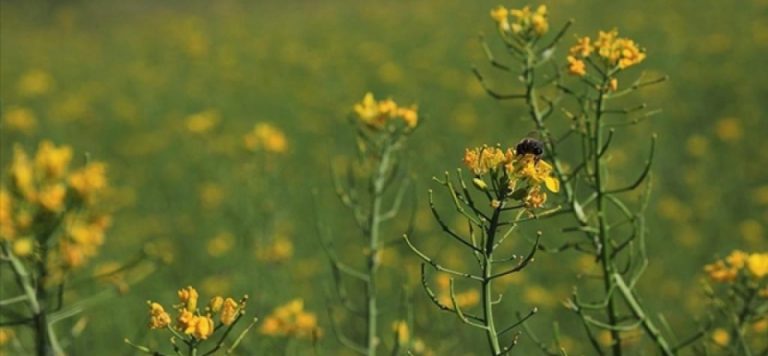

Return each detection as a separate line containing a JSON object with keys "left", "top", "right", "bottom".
{"left": 148, "top": 302, "right": 172, "bottom": 329}
{"left": 352, "top": 92, "right": 418, "bottom": 131}
{"left": 220, "top": 298, "right": 239, "bottom": 326}
{"left": 178, "top": 286, "right": 199, "bottom": 312}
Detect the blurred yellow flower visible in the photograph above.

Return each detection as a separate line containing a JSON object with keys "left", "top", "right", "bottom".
{"left": 148, "top": 302, "right": 171, "bottom": 329}
{"left": 747, "top": 253, "right": 768, "bottom": 279}
{"left": 18, "top": 69, "right": 53, "bottom": 97}
{"left": 352, "top": 92, "right": 419, "bottom": 131}
{"left": 2, "top": 106, "right": 37, "bottom": 135}
{"left": 715, "top": 117, "right": 743, "bottom": 142}
{"left": 0, "top": 327, "right": 15, "bottom": 346}
{"left": 207, "top": 231, "right": 235, "bottom": 257}
{"left": 0, "top": 190, "right": 14, "bottom": 240}
{"left": 392, "top": 320, "right": 410, "bottom": 344}
{"left": 199, "top": 183, "right": 224, "bottom": 210}
{"left": 243, "top": 122, "right": 288, "bottom": 153}
{"left": 35, "top": 140, "right": 73, "bottom": 180}
{"left": 256, "top": 236, "right": 294, "bottom": 263}
{"left": 178, "top": 286, "right": 199, "bottom": 312}
{"left": 12, "top": 237, "right": 34, "bottom": 257}
{"left": 11, "top": 145, "right": 37, "bottom": 201}
{"left": 490, "top": 6, "right": 510, "bottom": 32}
{"left": 68, "top": 162, "right": 108, "bottom": 201}
{"left": 37, "top": 184, "right": 67, "bottom": 212}
{"left": 260, "top": 298, "right": 320, "bottom": 339}
{"left": 711, "top": 328, "right": 730, "bottom": 346}
{"left": 185, "top": 110, "right": 219, "bottom": 134}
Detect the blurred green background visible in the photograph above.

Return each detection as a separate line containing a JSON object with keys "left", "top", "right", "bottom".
{"left": 1, "top": 0, "right": 767, "bottom": 354}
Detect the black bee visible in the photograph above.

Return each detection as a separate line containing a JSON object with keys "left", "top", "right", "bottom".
{"left": 515, "top": 137, "right": 544, "bottom": 160}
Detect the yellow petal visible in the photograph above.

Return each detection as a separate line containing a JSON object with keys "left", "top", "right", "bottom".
{"left": 544, "top": 177, "right": 560, "bottom": 193}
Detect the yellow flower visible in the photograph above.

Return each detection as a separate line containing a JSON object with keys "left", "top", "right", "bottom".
{"left": 397, "top": 106, "right": 419, "bottom": 129}
{"left": 392, "top": 321, "right": 410, "bottom": 344}
{"left": 570, "top": 37, "right": 593, "bottom": 57}
{"left": 243, "top": 122, "right": 287, "bottom": 153}
{"left": 148, "top": 302, "right": 171, "bottom": 329}
{"left": 353, "top": 92, "right": 381, "bottom": 126}
{"left": 3, "top": 106, "right": 37, "bottom": 135}
{"left": 592, "top": 29, "right": 645, "bottom": 69}
{"left": 567, "top": 56, "right": 587, "bottom": 77}
{"left": 61, "top": 241, "right": 86, "bottom": 268}
{"left": 525, "top": 187, "right": 547, "bottom": 209}
{"left": 18, "top": 69, "right": 53, "bottom": 97}
{"left": 68, "top": 162, "right": 108, "bottom": 200}
{"left": 177, "top": 309, "right": 197, "bottom": 334}
{"left": 193, "top": 315, "right": 215, "bottom": 340}
{"left": 208, "top": 296, "right": 224, "bottom": 313}
{"left": 12, "top": 237, "right": 34, "bottom": 257}
{"left": 0, "top": 327, "right": 15, "bottom": 346}
{"left": 10, "top": 145, "right": 36, "bottom": 201}
{"left": 530, "top": 5, "right": 548, "bottom": 35}
{"left": 608, "top": 78, "right": 619, "bottom": 92}
{"left": 463, "top": 146, "right": 511, "bottom": 175}
{"left": 704, "top": 261, "right": 736, "bottom": 283}
{"left": 35, "top": 140, "right": 73, "bottom": 180}
{"left": 207, "top": 231, "right": 235, "bottom": 257}
{"left": 220, "top": 298, "right": 239, "bottom": 326}
{"left": 260, "top": 317, "right": 282, "bottom": 336}
{"left": 352, "top": 92, "right": 418, "bottom": 131}
{"left": 747, "top": 253, "right": 768, "bottom": 279}
{"left": 711, "top": 328, "right": 730, "bottom": 346}
{"left": 178, "top": 286, "right": 199, "bottom": 312}
{"left": 726, "top": 250, "right": 749, "bottom": 269}
{"left": 490, "top": 6, "right": 510, "bottom": 32}
{"left": 37, "top": 184, "right": 67, "bottom": 212}
{"left": 0, "top": 190, "right": 14, "bottom": 240}
{"left": 185, "top": 110, "right": 219, "bottom": 134}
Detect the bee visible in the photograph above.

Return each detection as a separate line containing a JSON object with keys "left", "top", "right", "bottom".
{"left": 515, "top": 136, "right": 544, "bottom": 161}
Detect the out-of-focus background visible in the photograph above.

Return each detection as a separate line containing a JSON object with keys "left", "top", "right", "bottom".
{"left": 1, "top": 0, "right": 766, "bottom": 354}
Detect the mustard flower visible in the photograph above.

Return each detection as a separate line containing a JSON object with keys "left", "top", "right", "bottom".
{"left": 178, "top": 286, "right": 199, "bottom": 312}
{"left": 148, "top": 302, "right": 172, "bottom": 329}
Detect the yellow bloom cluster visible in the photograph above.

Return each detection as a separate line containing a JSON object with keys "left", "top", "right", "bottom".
{"left": 1, "top": 140, "right": 110, "bottom": 268}
{"left": 260, "top": 298, "right": 320, "bottom": 339}
{"left": 567, "top": 29, "right": 646, "bottom": 79}
{"left": 255, "top": 237, "right": 294, "bottom": 263}
{"left": 704, "top": 250, "right": 768, "bottom": 282}
{"left": 490, "top": 4, "right": 548, "bottom": 36}
{"left": 147, "top": 286, "right": 245, "bottom": 341}
{"left": 353, "top": 92, "right": 418, "bottom": 131}
{"left": 243, "top": 122, "right": 287, "bottom": 153}
{"left": 463, "top": 145, "right": 559, "bottom": 208}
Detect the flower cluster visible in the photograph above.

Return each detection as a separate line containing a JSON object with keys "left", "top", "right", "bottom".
{"left": 704, "top": 250, "right": 768, "bottom": 283}
{"left": 243, "top": 122, "right": 287, "bottom": 153}
{"left": 463, "top": 145, "right": 559, "bottom": 209}
{"left": 260, "top": 298, "right": 320, "bottom": 339}
{"left": 147, "top": 286, "right": 246, "bottom": 341}
{"left": 352, "top": 92, "right": 418, "bottom": 131}
{"left": 1, "top": 140, "right": 110, "bottom": 269}
{"left": 490, "top": 4, "right": 548, "bottom": 37}
{"left": 567, "top": 29, "right": 646, "bottom": 84}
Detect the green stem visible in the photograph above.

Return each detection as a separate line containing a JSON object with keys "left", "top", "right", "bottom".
{"left": 366, "top": 144, "right": 392, "bottom": 356}
{"left": 593, "top": 76, "right": 622, "bottom": 356}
